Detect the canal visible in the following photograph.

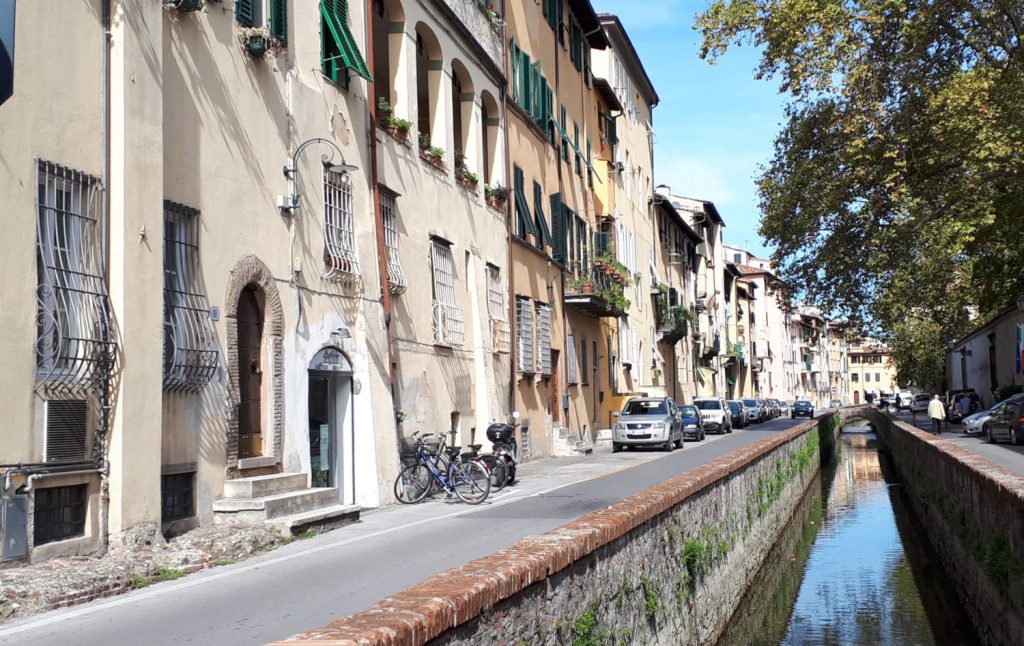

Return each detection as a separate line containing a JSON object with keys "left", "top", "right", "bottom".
{"left": 718, "top": 426, "right": 980, "bottom": 645}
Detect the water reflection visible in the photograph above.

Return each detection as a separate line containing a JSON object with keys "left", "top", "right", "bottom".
{"left": 719, "top": 428, "right": 978, "bottom": 646}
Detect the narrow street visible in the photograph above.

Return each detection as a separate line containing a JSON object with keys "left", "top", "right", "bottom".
{"left": 0, "top": 417, "right": 807, "bottom": 646}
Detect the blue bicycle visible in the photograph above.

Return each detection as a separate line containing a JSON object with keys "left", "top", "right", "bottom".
{"left": 394, "top": 431, "right": 491, "bottom": 504}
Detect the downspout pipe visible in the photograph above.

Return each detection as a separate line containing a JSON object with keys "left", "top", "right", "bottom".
{"left": 99, "top": 0, "right": 112, "bottom": 557}
{"left": 501, "top": 0, "right": 515, "bottom": 418}
{"left": 364, "top": 0, "right": 397, "bottom": 451}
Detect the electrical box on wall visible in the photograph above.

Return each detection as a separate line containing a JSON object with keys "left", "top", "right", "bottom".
{"left": 1, "top": 496, "right": 28, "bottom": 561}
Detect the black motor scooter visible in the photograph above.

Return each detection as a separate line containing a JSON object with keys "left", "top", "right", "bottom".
{"left": 486, "top": 411, "right": 521, "bottom": 485}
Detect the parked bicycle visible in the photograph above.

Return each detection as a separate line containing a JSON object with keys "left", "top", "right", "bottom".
{"left": 459, "top": 432, "right": 510, "bottom": 492}
{"left": 394, "top": 431, "right": 491, "bottom": 504}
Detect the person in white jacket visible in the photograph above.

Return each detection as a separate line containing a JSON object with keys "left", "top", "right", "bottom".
{"left": 927, "top": 394, "right": 946, "bottom": 435}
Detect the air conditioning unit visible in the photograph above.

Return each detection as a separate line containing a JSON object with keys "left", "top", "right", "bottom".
{"left": 695, "top": 242, "right": 710, "bottom": 258}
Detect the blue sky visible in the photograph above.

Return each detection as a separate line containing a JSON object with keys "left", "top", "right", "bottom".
{"left": 598, "top": 0, "right": 787, "bottom": 258}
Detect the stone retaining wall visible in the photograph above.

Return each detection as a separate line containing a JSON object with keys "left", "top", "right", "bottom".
{"left": 867, "top": 409, "right": 1024, "bottom": 646}
{"left": 275, "top": 416, "right": 839, "bottom": 645}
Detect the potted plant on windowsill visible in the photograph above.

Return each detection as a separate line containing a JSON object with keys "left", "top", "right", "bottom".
{"left": 419, "top": 135, "right": 446, "bottom": 170}
{"left": 484, "top": 185, "right": 508, "bottom": 209}
{"left": 239, "top": 26, "right": 279, "bottom": 59}
{"left": 459, "top": 169, "right": 479, "bottom": 192}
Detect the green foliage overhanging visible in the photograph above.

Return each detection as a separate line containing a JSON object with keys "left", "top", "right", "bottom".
{"left": 697, "top": 0, "right": 1024, "bottom": 386}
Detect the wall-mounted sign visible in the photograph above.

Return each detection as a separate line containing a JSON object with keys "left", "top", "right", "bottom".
{"left": 309, "top": 346, "right": 352, "bottom": 373}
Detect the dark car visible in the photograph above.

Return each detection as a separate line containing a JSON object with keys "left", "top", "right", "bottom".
{"left": 984, "top": 398, "right": 1024, "bottom": 445}
{"left": 679, "top": 404, "right": 706, "bottom": 441}
{"left": 726, "top": 400, "right": 746, "bottom": 428}
{"left": 792, "top": 400, "right": 814, "bottom": 418}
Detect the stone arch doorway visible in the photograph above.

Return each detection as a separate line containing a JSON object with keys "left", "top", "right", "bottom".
{"left": 854, "top": 390, "right": 861, "bottom": 405}
{"left": 225, "top": 256, "right": 285, "bottom": 474}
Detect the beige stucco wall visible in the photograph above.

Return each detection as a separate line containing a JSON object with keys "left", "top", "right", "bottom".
{"left": 947, "top": 310, "right": 1024, "bottom": 408}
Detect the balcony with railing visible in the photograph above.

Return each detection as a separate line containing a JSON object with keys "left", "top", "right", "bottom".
{"left": 565, "top": 265, "right": 629, "bottom": 318}
{"left": 655, "top": 300, "right": 692, "bottom": 343}
{"left": 432, "top": 300, "right": 465, "bottom": 347}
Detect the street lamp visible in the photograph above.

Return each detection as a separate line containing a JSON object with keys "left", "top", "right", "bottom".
{"left": 280, "top": 137, "right": 359, "bottom": 211}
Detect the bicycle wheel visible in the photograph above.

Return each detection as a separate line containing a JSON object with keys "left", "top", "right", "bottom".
{"left": 488, "top": 458, "right": 509, "bottom": 492}
{"left": 450, "top": 460, "right": 491, "bottom": 504}
{"left": 394, "top": 463, "right": 433, "bottom": 504}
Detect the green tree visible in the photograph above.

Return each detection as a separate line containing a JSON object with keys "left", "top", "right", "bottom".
{"left": 697, "top": 0, "right": 1024, "bottom": 338}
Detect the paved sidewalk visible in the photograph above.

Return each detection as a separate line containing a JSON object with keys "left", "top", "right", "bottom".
{"left": 887, "top": 408, "right": 1024, "bottom": 474}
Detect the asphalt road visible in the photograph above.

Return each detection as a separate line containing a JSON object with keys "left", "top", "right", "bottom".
{"left": 889, "top": 407, "right": 1024, "bottom": 473}
{"left": 0, "top": 415, "right": 808, "bottom": 646}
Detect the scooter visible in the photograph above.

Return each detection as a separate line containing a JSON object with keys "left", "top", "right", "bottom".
{"left": 486, "top": 411, "right": 521, "bottom": 485}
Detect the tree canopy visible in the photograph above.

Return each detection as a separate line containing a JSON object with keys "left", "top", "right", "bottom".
{"left": 697, "top": 0, "right": 1024, "bottom": 385}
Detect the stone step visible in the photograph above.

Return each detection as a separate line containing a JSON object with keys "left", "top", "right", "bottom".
{"left": 222, "top": 473, "right": 309, "bottom": 499}
{"left": 268, "top": 504, "right": 361, "bottom": 537}
{"left": 212, "top": 487, "right": 339, "bottom": 522}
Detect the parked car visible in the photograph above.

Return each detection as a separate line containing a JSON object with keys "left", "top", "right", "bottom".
{"left": 679, "top": 404, "right": 706, "bottom": 441}
{"left": 777, "top": 401, "right": 790, "bottom": 416}
{"left": 829, "top": 399, "right": 843, "bottom": 408}
{"left": 726, "top": 400, "right": 747, "bottom": 428}
{"left": 742, "top": 398, "right": 765, "bottom": 423}
{"left": 766, "top": 399, "right": 781, "bottom": 418}
{"left": 948, "top": 392, "right": 982, "bottom": 423}
{"left": 896, "top": 391, "right": 914, "bottom": 411}
{"left": 694, "top": 397, "right": 732, "bottom": 434}
{"left": 792, "top": 400, "right": 814, "bottom": 418}
{"left": 984, "top": 398, "right": 1024, "bottom": 445}
{"left": 962, "top": 407, "right": 994, "bottom": 436}
{"left": 612, "top": 397, "right": 684, "bottom": 452}
{"left": 910, "top": 393, "right": 931, "bottom": 414}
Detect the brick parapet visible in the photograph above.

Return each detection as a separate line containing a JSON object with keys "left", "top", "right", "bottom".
{"left": 272, "top": 417, "right": 828, "bottom": 645}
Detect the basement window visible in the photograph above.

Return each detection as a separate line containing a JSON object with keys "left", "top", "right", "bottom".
{"left": 34, "top": 484, "right": 87, "bottom": 546}
{"left": 161, "top": 472, "right": 196, "bottom": 523}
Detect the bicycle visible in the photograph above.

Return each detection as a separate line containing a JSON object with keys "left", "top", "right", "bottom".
{"left": 394, "top": 431, "right": 491, "bottom": 504}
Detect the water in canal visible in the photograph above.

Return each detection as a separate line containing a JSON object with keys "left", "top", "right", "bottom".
{"left": 718, "top": 427, "right": 979, "bottom": 646}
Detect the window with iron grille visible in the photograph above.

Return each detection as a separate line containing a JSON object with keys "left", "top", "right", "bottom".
{"left": 323, "top": 168, "right": 360, "bottom": 282}
{"left": 487, "top": 264, "right": 510, "bottom": 354}
{"left": 430, "top": 239, "right": 464, "bottom": 346}
{"left": 163, "top": 202, "right": 218, "bottom": 391}
{"left": 536, "top": 303, "right": 552, "bottom": 376}
{"left": 161, "top": 472, "right": 195, "bottom": 523}
{"left": 567, "top": 330, "right": 578, "bottom": 384}
{"left": 380, "top": 187, "right": 407, "bottom": 294}
{"left": 33, "top": 484, "right": 87, "bottom": 546}
{"left": 35, "top": 161, "right": 116, "bottom": 396}
{"left": 516, "top": 297, "right": 534, "bottom": 375}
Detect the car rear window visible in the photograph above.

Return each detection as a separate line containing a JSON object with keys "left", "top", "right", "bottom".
{"left": 622, "top": 400, "right": 667, "bottom": 415}
{"left": 694, "top": 400, "right": 721, "bottom": 410}
{"left": 727, "top": 401, "right": 741, "bottom": 411}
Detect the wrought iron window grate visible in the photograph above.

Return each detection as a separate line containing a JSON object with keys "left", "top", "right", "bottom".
{"left": 486, "top": 265, "right": 509, "bottom": 354}
{"left": 536, "top": 303, "right": 552, "bottom": 376}
{"left": 161, "top": 472, "right": 195, "bottom": 522}
{"left": 35, "top": 160, "right": 117, "bottom": 397}
{"left": 516, "top": 297, "right": 534, "bottom": 374}
{"left": 323, "top": 168, "right": 360, "bottom": 282}
{"left": 33, "top": 484, "right": 87, "bottom": 546}
{"left": 430, "top": 240, "right": 464, "bottom": 346}
{"left": 380, "top": 187, "right": 407, "bottom": 294}
{"left": 163, "top": 202, "right": 219, "bottom": 391}
{"left": 567, "top": 330, "right": 578, "bottom": 384}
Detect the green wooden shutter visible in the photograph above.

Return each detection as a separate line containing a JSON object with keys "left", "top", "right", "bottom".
{"left": 608, "top": 115, "right": 618, "bottom": 145}
{"left": 235, "top": 0, "right": 254, "bottom": 26}
{"left": 550, "top": 193, "right": 565, "bottom": 262}
{"left": 533, "top": 181, "right": 551, "bottom": 250}
{"left": 514, "top": 166, "right": 538, "bottom": 237}
{"left": 270, "top": 0, "right": 288, "bottom": 46}
{"left": 510, "top": 38, "right": 520, "bottom": 103}
{"left": 566, "top": 208, "right": 576, "bottom": 266}
{"left": 321, "top": 0, "right": 373, "bottom": 82}
{"left": 595, "top": 231, "right": 609, "bottom": 256}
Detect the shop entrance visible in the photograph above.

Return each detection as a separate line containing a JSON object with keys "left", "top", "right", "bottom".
{"left": 307, "top": 347, "right": 353, "bottom": 500}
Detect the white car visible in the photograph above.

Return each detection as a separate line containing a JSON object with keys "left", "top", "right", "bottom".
{"left": 896, "top": 391, "right": 914, "bottom": 410}
{"left": 910, "top": 393, "right": 931, "bottom": 414}
{"left": 693, "top": 397, "right": 732, "bottom": 434}
{"left": 962, "top": 408, "right": 994, "bottom": 436}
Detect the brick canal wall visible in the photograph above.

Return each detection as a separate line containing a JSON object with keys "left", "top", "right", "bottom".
{"left": 866, "top": 409, "right": 1024, "bottom": 646}
{"left": 275, "top": 416, "right": 841, "bottom": 645}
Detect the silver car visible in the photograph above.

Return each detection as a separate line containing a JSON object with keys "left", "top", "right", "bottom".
{"left": 962, "top": 408, "right": 993, "bottom": 436}
{"left": 612, "top": 397, "right": 684, "bottom": 453}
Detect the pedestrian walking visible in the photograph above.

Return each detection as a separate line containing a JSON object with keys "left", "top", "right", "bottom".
{"left": 958, "top": 394, "right": 972, "bottom": 418}
{"left": 928, "top": 394, "right": 946, "bottom": 435}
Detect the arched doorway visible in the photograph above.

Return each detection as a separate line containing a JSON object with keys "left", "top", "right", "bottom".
{"left": 237, "top": 286, "right": 265, "bottom": 457}
{"left": 308, "top": 347, "right": 354, "bottom": 502}
{"left": 854, "top": 390, "right": 861, "bottom": 405}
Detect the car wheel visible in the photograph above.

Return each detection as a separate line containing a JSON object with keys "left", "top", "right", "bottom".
{"left": 1012, "top": 427, "right": 1020, "bottom": 446}
{"left": 675, "top": 434, "right": 684, "bottom": 449}
{"left": 613, "top": 442, "right": 622, "bottom": 453}
{"left": 700, "top": 428, "right": 706, "bottom": 441}
{"left": 664, "top": 437, "right": 674, "bottom": 452}
{"left": 791, "top": 415, "right": 795, "bottom": 419}
{"left": 985, "top": 425, "right": 996, "bottom": 444}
